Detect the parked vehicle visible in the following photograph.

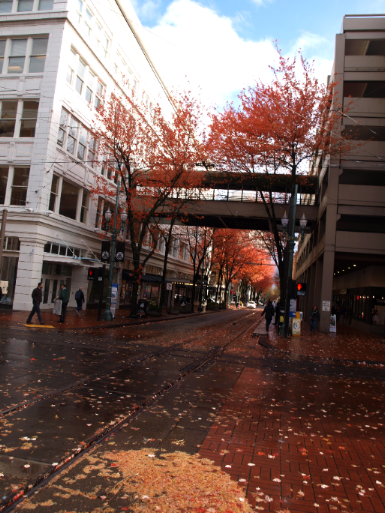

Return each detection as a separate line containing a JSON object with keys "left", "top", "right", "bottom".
{"left": 246, "top": 301, "right": 256, "bottom": 309}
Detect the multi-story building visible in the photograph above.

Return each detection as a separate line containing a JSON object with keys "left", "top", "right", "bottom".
{"left": 0, "top": 0, "right": 195, "bottom": 312}
{"left": 294, "top": 14, "right": 385, "bottom": 334}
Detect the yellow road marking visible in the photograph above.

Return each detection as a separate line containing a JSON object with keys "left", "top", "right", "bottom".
{"left": 24, "top": 324, "right": 55, "bottom": 329}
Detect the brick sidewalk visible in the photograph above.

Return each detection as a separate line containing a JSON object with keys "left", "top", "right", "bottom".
{"left": 199, "top": 364, "right": 385, "bottom": 512}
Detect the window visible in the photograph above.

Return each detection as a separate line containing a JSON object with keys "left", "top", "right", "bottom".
{"left": 0, "top": 167, "right": 8, "bottom": 204}
{"left": 0, "top": 1, "right": 12, "bottom": 13}
{"left": 38, "top": 0, "right": 53, "bottom": 9}
{"left": 0, "top": 101, "right": 17, "bottom": 137}
{"left": 66, "top": 48, "right": 76, "bottom": 84}
{"left": 75, "top": 59, "right": 85, "bottom": 94}
{"left": 88, "top": 135, "right": 96, "bottom": 166}
{"left": 17, "top": 0, "right": 33, "bottom": 11}
{"left": 95, "top": 196, "right": 103, "bottom": 228}
{"left": 20, "top": 101, "right": 38, "bottom": 137}
{"left": 75, "top": 0, "right": 83, "bottom": 23}
{"left": 8, "top": 39, "right": 27, "bottom": 74}
{"left": 57, "top": 107, "right": 68, "bottom": 146}
{"left": 85, "top": 70, "right": 94, "bottom": 103}
{"left": 80, "top": 191, "right": 88, "bottom": 223}
{"left": 83, "top": 7, "right": 92, "bottom": 37}
{"left": 0, "top": 40, "right": 5, "bottom": 73}
{"left": 59, "top": 180, "right": 78, "bottom": 220}
{"left": 49, "top": 175, "right": 59, "bottom": 211}
{"left": 101, "top": 34, "right": 109, "bottom": 59}
{"left": 11, "top": 167, "right": 29, "bottom": 206}
{"left": 67, "top": 116, "right": 78, "bottom": 154}
{"left": 77, "top": 125, "right": 87, "bottom": 160}
{"left": 29, "top": 37, "right": 48, "bottom": 73}
{"left": 94, "top": 81, "right": 104, "bottom": 108}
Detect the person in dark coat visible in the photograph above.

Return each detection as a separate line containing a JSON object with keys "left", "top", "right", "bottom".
{"left": 26, "top": 282, "right": 44, "bottom": 324}
{"left": 261, "top": 300, "right": 275, "bottom": 332}
{"left": 57, "top": 284, "right": 70, "bottom": 323}
{"left": 309, "top": 305, "right": 320, "bottom": 332}
{"left": 75, "top": 287, "right": 85, "bottom": 314}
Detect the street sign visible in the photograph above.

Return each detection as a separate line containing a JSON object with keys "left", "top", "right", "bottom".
{"left": 166, "top": 282, "right": 172, "bottom": 291}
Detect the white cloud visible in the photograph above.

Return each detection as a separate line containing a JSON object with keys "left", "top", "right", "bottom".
{"left": 140, "top": 0, "right": 278, "bottom": 109}
{"left": 139, "top": 0, "right": 333, "bottom": 109}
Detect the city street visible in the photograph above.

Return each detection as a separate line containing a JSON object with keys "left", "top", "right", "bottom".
{"left": 0, "top": 309, "right": 384, "bottom": 512}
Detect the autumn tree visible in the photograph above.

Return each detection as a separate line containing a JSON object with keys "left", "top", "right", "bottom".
{"left": 207, "top": 45, "right": 352, "bottom": 298}
{"left": 92, "top": 90, "right": 206, "bottom": 315}
{"left": 183, "top": 226, "right": 214, "bottom": 312}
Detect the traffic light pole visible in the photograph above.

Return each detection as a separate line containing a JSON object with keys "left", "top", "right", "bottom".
{"left": 283, "top": 184, "right": 298, "bottom": 338}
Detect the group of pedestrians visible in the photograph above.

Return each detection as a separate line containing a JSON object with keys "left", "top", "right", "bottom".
{"left": 26, "top": 282, "right": 85, "bottom": 325}
{"left": 260, "top": 299, "right": 321, "bottom": 333}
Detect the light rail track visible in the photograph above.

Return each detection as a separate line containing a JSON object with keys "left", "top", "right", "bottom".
{"left": 1, "top": 311, "right": 260, "bottom": 512}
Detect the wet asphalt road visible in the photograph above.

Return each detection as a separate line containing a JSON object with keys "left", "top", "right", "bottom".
{"left": 0, "top": 309, "right": 253, "bottom": 509}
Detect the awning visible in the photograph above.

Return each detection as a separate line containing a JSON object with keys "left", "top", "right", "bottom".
{"left": 122, "top": 270, "right": 162, "bottom": 283}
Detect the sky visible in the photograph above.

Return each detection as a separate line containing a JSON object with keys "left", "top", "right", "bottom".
{"left": 130, "top": 0, "right": 385, "bottom": 109}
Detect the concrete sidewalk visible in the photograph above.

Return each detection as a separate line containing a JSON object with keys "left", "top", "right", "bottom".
{"left": 0, "top": 305, "right": 222, "bottom": 331}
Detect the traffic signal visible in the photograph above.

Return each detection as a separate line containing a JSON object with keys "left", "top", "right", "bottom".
{"left": 297, "top": 283, "right": 307, "bottom": 296}
{"left": 88, "top": 268, "right": 95, "bottom": 280}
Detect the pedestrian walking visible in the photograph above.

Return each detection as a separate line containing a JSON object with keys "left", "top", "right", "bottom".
{"left": 75, "top": 287, "right": 85, "bottom": 314}
{"left": 309, "top": 305, "right": 320, "bottom": 332}
{"left": 57, "top": 284, "right": 69, "bottom": 323}
{"left": 261, "top": 300, "right": 275, "bottom": 332}
{"left": 26, "top": 282, "right": 44, "bottom": 325}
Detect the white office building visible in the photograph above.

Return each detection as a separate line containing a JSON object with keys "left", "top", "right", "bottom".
{"left": 0, "top": 0, "right": 195, "bottom": 311}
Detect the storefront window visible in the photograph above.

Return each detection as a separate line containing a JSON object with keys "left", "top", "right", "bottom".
{"left": 0, "top": 256, "right": 18, "bottom": 305}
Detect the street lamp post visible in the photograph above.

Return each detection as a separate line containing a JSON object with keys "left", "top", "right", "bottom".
{"left": 102, "top": 179, "right": 127, "bottom": 321}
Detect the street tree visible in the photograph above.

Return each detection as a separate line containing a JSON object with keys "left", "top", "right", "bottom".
{"left": 207, "top": 45, "right": 352, "bottom": 296}
{"left": 92, "top": 90, "right": 206, "bottom": 315}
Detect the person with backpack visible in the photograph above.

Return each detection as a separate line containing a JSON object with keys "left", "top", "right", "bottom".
{"left": 75, "top": 287, "right": 85, "bottom": 314}
{"left": 57, "top": 284, "right": 69, "bottom": 323}
{"left": 26, "top": 282, "right": 44, "bottom": 325}
{"left": 261, "top": 300, "right": 275, "bottom": 332}
{"left": 309, "top": 305, "right": 320, "bottom": 332}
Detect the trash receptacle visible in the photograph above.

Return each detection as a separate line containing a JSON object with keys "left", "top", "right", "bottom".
{"left": 137, "top": 299, "right": 149, "bottom": 317}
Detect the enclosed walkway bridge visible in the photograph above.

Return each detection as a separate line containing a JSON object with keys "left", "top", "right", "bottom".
{"left": 156, "top": 171, "right": 319, "bottom": 232}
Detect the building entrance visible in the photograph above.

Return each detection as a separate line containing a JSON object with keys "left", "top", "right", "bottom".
{"left": 41, "top": 262, "right": 72, "bottom": 309}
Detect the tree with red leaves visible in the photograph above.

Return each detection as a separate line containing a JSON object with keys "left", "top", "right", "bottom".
{"left": 91, "top": 90, "right": 207, "bottom": 315}
{"left": 207, "top": 45, "right": 352, "bottom": 297}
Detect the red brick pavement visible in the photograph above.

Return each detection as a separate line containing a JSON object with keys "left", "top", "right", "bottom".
{"left": 199, "top": 362, "right": 385, "bottom": 512}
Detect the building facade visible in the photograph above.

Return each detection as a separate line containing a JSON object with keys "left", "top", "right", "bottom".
{"left": 294, "top": 14, "right": 385, "bottom": 334}
{"left": 0, "top": 0, "right": 195, "bottom": 311}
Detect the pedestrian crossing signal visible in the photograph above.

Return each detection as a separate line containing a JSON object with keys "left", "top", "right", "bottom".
{"left": 88, "top": 269, "right": 95, "bottom": 280}
{"left": 297, "top": 283, "right": 306, "bottom": 296}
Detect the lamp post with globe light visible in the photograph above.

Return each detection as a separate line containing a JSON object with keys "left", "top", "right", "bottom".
{"left": 102, "top": 179, "right": 127, "bottom": 321}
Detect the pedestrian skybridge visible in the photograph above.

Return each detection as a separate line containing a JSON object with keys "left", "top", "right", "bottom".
{"left": 156, "top": 171, "right": 319, "bottom": 231}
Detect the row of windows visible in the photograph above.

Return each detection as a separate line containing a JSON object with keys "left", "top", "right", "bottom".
{"left": 0, "top": 100, "right": 38, "bottom": 137}
{"left": 67, "top": 49, "right": 104, "bottom": 108}
{"left": 57, "top": 107, "right": 96, "bottom": 164}
{"left": 74, "top": 1, "right": 139, "bottom": 97}
{"left": 75, "top": 0, "right": 109, "bottom": 60}
{"left": 49, "top": 175, "right": 89, "bottom": 224}
{"left": 43, "top": 242, "right": 86, "bottom": 258}
{"left": 0, "top": 166, "right": 29, "bottom": 205}
{"left": 0, "top": 0, "right": 53, "bottom": 13}
{"left": 0, "top": 37, "right": 48, "bottom": 74}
